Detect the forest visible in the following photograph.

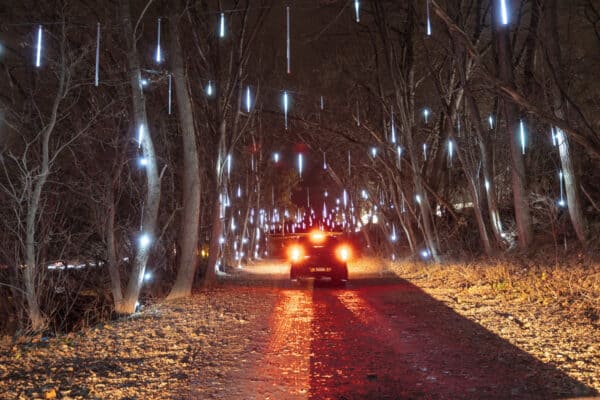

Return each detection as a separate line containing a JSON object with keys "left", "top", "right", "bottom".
{"left": 0, "top": 0, "right": 599, "bottom": 336}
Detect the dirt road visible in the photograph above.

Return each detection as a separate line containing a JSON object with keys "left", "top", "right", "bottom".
{"left": 191, "top": 260, "right": 595, "bottom": 399}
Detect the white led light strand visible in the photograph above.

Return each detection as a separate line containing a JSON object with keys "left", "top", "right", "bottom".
{"left": 95, "top": 23, "right": 100, "bottom": 86}
{"left": 286, "top": 6, "right": 291, "bottom": 74}
{"left": 426, "top": 0, "right": 432, "bottom": 36}
{"left": 519, "top": 119, "right": 526, "bottom": 155}
{"left": 354, "top": 0, "right": 360, "bottom": 22}
{"left": 219, "top": 12, "right": 226, "bottom": 38}
{"left": 500, "top": 0, "right": 509, "bottom": 25}
{"left": 155, "top": 18, "right": 162, "bottom": 63}
{"left": 35, "top": 25, "right": 42, "bottom": 68}
{"left": 283, "top": 91, "right": 289, "bottom": 129}
{"left": 168, "top": 74, "right": 172, "bottom": 115}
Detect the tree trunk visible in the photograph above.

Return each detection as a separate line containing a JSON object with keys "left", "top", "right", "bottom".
{"left": 204, "top": 120, "right": 228, "bottom": 287}
{"left": 542, "top": 0, "right": 588, "bottom": 244}
{"left": 493, "top": 3, "right": 533, "bottom": 248}
{"left": 117, "top": 0, "right": 161, "bottom": 314}
{"left": 168, "top": 8, "right": 202, "bottom": 299}
{"left": 464, "top": 90, "right": 504, "bottom": 245}
{"left": 106, "top": 185, "right": 123, "bottom": 308}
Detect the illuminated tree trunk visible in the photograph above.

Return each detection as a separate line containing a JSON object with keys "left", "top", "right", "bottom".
{"left": 168, "top": 7, "right": 202, "bottom": 299}
{"left": 117, "top": 0, "right": 161, "bottom": 314}
{"left": 204, "top": 120, "right": 227, "bottom": 287}
{"left": 542, "top": 0, "right": 588, "bottom": 244}
{"left": 493, "top": 5, "right": 533, "bottom": 248}
{"left": 465, "top": 90, "right": 504, "bottom": 246}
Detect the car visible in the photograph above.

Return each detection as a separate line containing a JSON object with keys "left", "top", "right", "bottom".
{"left": 287, "top": 230, "right": 351, "bottom": 284}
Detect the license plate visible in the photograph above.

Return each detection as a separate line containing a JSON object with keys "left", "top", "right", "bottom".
{"left": 310, "top": 267, "right": 331, "bottom": 272}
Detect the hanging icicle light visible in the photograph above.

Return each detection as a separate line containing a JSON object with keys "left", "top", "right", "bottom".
{"left": 551, "top": 126, "right": 557, "bottom": 146}
{"left": 397, "top": 146, "right": 403, "bottom": 170}
{"left": 370, "top": 147, "right": 377, "bottom": 158}
{"left": 423, "top": 143, "right": 428, "bottom": 160}
{"left": 356, "top": 100, "right": 361, "bottom": 126}
{"left": 448, "top": 139, "right": 454, "bottom": 165}
{"left": 323, "top": 152, "right": 327, "bottom": 170}
{"left": 390, "top": 224, "right": 397, "bottom": 242}
{"left": 347, "top": 151, "right": 352, "bottom": 176}
{"left": 485, "top": 179, "right": 491, "bottom": 191}
{"left": 283, "top": 91, "right": 289, "bottom": 129}
{"left": 426, "top": 0, "right": 432, "bottom": 36}
{"left": 361, "top": 190, "right": 368, "bottom": 200}
{"left": 95, "top": 23, "right": 100, "bottom": 86}
{"left": 415, "top": 194, "right": 422, "bottom": 204}
{"left": 423, "top": 108, "right": 430, "bottom": 124}
{"left": 155, "top": 18, "right": 162, "bottom": 63}
{"left": 320, "top": 96, "right": 324, "bottom": 110}
{"left": 298, "top": 153, "right": 303, "bottom": 177}
{"left": 237, "top": 185, "right": 242, "bottom": 198}
{"left": 488, "top": 115, "right": 494, "bottom": 129}
{"left": 245, "top": 86, "right": 252, "bottom": 113}
{"left": 354, "top": 0, "right": 360, "bottom": 22}
{"left": 168, "top": 74, "right": 172, "bottom": 115}
{"left": 226, "top": 153, "right": 232, "bottom": 177}
{"left": 519, "top": 119, "right": 526, "bottom": 155}
{"left": 219, "top": 12, "right": 226, "bottom": 38}
{"left": 273, "top": 152, "right": 280, "bottom": 163}
{"left": 35, "top": 25, "right": 43, "bottom": 68}
{"left": 343, "top": 189, "right": 348, "bottom": 208}
{"left": 206, "top": 81, "right": 214, "bottom": 96}
{"left": 558, "top": 170, "right": 566, "bottom": 207}
{"left": 390, "top": 108, "right": 397, "bottom": 143}
{"left": 500, "top": 0, "right": 509, "bottom": 26}
{"left": 286, "top": 6, "right": 291, "bottom": 74}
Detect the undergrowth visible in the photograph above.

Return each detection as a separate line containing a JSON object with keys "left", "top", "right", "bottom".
{"left": 388, "top": 254, "right": 600, "bottom": 322}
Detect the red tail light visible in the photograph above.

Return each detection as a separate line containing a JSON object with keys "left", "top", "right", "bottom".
{"left": 287, "top": 244, "right": 305, "bottom": 262}
{"left": 336, "top": 244, "right": 352, "bottom": 262}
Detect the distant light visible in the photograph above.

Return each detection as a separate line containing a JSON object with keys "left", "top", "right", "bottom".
{"left": 237, "top": 185, "right": 242, "bottom": 197}
{"left": 141, "top": 78, "right": 149, "bottom": 86}
{"left": 415, "top": 194, "right": 422, "bottom": 204}
{"left": 370, "top": 147, "right": 377, "bottom": 158}
{"left": 135, "top": 301, "right": 140, "bottom": 310}
{"left": 420, "top": 249, "right": 430, "bottom": 259}
{"left": 558, "top": 199, "right": 566, "bottom": 207}
{"left": 484, "top": 179, "right": 490, "bottom": 191}
{"left": 144, "top": 271, "right": 153, "bottom": 282}
{"left": 500, "top": 0, "right": 509, "bottom": 25}
{"left": 139, "top": 157, "right": 148, "bottom": 166}
{"left": 206, "top": 81, "right": 214, "bottom": 96}
{"left": 219, "top": 236, "right": 225, "bottom": 244}
{"left": 273, "top": 152, "right": 280, "bottom": 163}
{"left": 219, "top": 12, "right": 226, "bottom": 38}
{"left": 488, "top": 115, "right": 494, "bottom": 129}
{"left": 423, "top": 108, "right": 430, "bottom": 123}
{"left": 35, "top": 25, "right": 43, "bottom": 67}
{"left": 372, "top": 214, "right": 378, "bottom": 224}
{"left": 361, "top": 190, "right": 368, "bottom": 199}
{"left": 139, "top": 233, "right": 151, "bottom": 249}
